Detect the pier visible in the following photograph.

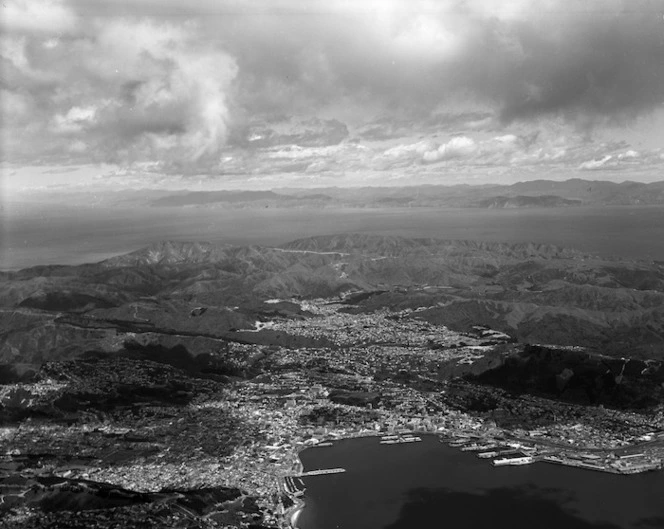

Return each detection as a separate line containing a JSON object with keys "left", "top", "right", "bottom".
{"left": 297, "top": 468, "right": 346, "bottom": 477}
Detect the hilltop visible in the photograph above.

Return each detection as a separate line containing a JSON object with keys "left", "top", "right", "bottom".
{"left": 2, "top": 234, "right": 663, "bottom": 366}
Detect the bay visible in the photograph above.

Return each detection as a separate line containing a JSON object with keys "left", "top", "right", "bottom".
{"left": 297, "top": 435, "right": 664, "bottom": 529}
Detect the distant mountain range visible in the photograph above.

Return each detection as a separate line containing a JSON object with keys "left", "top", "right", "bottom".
{"left": 150, "top": 190, "right": 333, "bottom": 207}
{"left": 137, "top": 179, "right": 664, "bottom": 209}
{"left": 16, "top": 178, "right": 664, "bottom": 210}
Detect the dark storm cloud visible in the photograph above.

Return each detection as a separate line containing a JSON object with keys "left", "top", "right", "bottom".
{"left": 216, "top": 0, "right": 664, "bottom": 126}
{"left": 482, "top": 8, "right": 664, "bottom": 124}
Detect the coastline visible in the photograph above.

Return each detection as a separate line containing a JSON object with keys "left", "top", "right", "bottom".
{"left": 286, "top": 450, "right": 306, "bottom": 529}
{"left": 289, "top": 503, "right": 304, "bottom": 529}
{"left": 278, "top": 422, "right": 664, "bottom": 527}
{"left": 281, "top": 433, "right": 664, "bottom": 529}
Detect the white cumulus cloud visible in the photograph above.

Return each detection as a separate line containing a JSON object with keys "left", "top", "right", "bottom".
{"left": 423, "top": 136, "right": 477, "bottom": 163}
{"left": 579, "top": 155, "right": 613, "bottom": 170}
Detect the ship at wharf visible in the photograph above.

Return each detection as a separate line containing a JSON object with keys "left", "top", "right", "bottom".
{"left": 380, "top": 434, "right": 422, "bottom": 445}
{"left": 438, "top": 433, "right": 664, "bottom": 474}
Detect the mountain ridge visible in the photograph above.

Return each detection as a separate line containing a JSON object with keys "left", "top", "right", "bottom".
{"left": 136, "top": 179, "right": 664, "bottom": 209}
{"left": 1, "top": 233, "right": 663, "bottom": 364}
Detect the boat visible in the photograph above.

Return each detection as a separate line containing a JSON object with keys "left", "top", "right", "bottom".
{"left": 493, "top": 456, "right": 534, "bottom": 466}
{"left": 380, "top": 436, "right": 422, "bottom": 445}
{"left": 449, "top": 440, "right": 470, "bottom": 447}
{"left": 461, "top": 443, "right": 500, "bottom": 452}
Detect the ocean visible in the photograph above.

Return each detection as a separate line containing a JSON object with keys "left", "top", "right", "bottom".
{"left": 3, "top": 204, "right": 664, "bottom": 269}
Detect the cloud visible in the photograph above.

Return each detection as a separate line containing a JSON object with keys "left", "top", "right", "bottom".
{"left": 2, "top": 0, "right": 664, "bottom": 179}
{"left": 1, "top": 0, "right": 78, "bottom": 35}
{"left": 190, "top": 0, "right": 664, "bottom": 127}
{"left": 243, "top": 118, "right": 348, "bottom": 148}
{"left": 579, "top": 155, "right": 613, "bottom": 170}
{"left": 51, "top": 106, "right": 97, "bottom": 134}
{"left": 618, "top": 150, "right": 639, "bottom": 160}
{"left": 423, "top": 136, "right": 478, "bottom": 163}
{"left": 577, "top": 147, "right": 664, "bottom": 172}
{"left": 2, "top": 7, "right": 237, "bottom": 172}
{"left": 41, "top": 167, "right": 80, "bottom": 174}
{"left": 371, "top": 140, "right": 435, "bottom": 170}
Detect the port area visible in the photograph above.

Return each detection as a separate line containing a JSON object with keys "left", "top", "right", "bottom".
{"left": 438, "top": 433, "right": 664, "bottom": 474}
{"left": 279, "top": 431, "right": 664, "bottom": 528}
{"left": 283, "top": 475, "right": 307, "bottom": 497}
{"left": 379, "top": 434, "right": 422, "bottom": 445}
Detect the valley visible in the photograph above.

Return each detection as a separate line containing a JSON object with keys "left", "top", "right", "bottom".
{"left": 1, "top": 234, "right": 664, "bottom": 527}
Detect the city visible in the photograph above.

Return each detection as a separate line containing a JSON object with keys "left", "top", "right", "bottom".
{"left": 3, "top": 297, "right": 663, "bottom": 528}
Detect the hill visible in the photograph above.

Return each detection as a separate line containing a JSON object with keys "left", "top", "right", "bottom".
{"left": 134, "top": 179, "right": 664, "bottom": 209}
{"left": 3, "top": 233, "right": 664, "bottom": 528}
{"left": 1, "top": 234, "right": 664, "bottom": 364}
{"left": 475, "top": 195, "right": 581, "bottom": 208}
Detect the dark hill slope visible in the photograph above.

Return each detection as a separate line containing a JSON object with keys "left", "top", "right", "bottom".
{"left": 1, "top": 234, "right": 664, "bottom": 362}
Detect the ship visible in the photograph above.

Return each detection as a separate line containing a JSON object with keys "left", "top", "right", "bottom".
{"left": 380, "top": 436, "right": 422, "bottom": 445}
{"left": 493, "top": 456, "right": 534, "bottom": 466}
{"left": 449, "top": 439, "right": 471, "bottom": 447}
{"left": 460, "top": 442, "right": 500, "bottom": 452}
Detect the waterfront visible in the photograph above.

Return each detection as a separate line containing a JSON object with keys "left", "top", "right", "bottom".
{"left": 297, "top": 435, "right": 664, "bottom": 529}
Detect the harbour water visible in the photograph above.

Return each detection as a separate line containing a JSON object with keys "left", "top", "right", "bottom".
{"left": 297, "top": 435, "right": 664, "bottom": 529}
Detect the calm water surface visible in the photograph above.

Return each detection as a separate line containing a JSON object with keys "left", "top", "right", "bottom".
{"left": 298, "top": 436, "right": 664, "bottom": 529}
{"left": 3, "top": 205, "right": 664, "bottom": 269}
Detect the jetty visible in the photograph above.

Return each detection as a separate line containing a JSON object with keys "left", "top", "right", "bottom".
{"left": 297, "top": 468, "right": 346, "bottom": 477}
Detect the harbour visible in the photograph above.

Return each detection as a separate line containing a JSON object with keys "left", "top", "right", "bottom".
{"left": 436, "top": 433, "right": 664, "bottom": 474}
{"left": 295, "top": 434, "right": 664, "bottom": 529}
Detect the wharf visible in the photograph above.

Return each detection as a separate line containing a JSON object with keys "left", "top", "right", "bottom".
{"left": 380, "top": 436, "right": 422, "bottom": 445}
{"left": 542, "top": 455, "right": 662, "bottom": 475}
{"left": 297, "top": 468, "right": 346, "bottom": 477}
{"left": 461, "top": 443, "right": 500, "bottom": 452}
{"left": 541, "top": 455, "right": 620, "bottom": 474}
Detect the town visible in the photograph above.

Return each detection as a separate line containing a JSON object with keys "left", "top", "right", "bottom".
{"left": 2, "top": 297, "right": 664, "bottom": 528}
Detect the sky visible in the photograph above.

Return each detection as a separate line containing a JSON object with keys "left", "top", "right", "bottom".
{"left": 2, "top": 0, "right": 664, "bottom": 194}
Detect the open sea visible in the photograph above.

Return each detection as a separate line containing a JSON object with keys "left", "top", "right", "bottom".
{"left": 297, "top": 435, "right": 664, "bottom": 529}
{"left": 2, "top": 204, "right": 664, "bottom": 269}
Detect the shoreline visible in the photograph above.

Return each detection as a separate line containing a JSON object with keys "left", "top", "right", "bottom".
{"left": 286, "top": 450, "right": 306, "bottom": 529}
{"left": 279, "top": 423, "right": 664, "bottom": 526}
{"left": 281, "top": 432, "right": 664, "bottom": 529}
{"left": 289, "top": 503, "right": 304, "bottom": 529}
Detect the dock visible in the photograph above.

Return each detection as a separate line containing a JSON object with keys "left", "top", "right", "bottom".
{"left": 380, "top": 436, "right": 422, "bottom": 445}
{"left": 297, "top": 468, "right": 346, "bottom": 477}
{"left": 493, "top": 455, "right": 534, "bottom": 466}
